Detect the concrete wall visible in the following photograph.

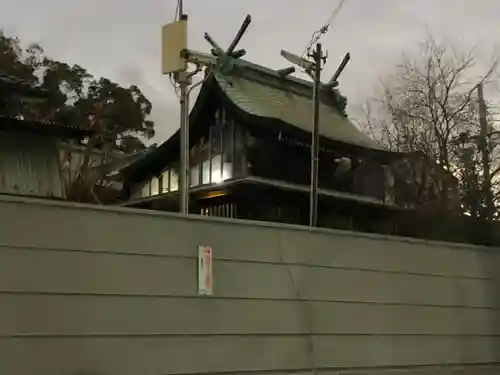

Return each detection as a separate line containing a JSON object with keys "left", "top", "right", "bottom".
{"left": 1, "top": 196, "right": 500, "bottom": 374}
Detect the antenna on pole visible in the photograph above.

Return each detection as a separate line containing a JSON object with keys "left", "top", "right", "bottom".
{"left": 161, "top": 10, "right": 253, "bottom": 214}
{"left": 280, "top": 50, "right": 315, "bottom": 76}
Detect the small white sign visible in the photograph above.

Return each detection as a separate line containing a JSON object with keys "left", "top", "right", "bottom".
{"left": 198, "top": 246, "right": 213, "bottom": 295}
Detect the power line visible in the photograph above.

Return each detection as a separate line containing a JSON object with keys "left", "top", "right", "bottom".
{"left": 325, "top": 0, "right": 347, "bottom": 26}
{"left": 301, "top": 0, "right": 348, "bottom": 57}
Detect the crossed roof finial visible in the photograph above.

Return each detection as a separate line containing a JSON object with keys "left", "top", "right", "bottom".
{"left": 203, "top": 15, "right": 252, "bottom": 74}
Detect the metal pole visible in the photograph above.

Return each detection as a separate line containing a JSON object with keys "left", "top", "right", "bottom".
{"left": 172, "top": 8, "right": 189, "bottom": 214}
{"left": 309, "top": 43, "right": 322, "bottom": 227}
{"left": 179, "top": 72, "right": 190, "bottom": 214}
{"left": 178, "top": 0, "right": 183, "bottom": 19}
{"left": 478, "top": 83, "right": 492, "bottom": 219}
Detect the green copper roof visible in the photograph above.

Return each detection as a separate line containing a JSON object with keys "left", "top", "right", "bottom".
{"left": 213, "top": 69, "right": 382, "bottom": 150}
{"left": 122, "top": 60, "right": 388, "bottom": 184}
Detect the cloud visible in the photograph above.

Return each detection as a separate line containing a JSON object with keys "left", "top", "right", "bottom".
{"left": 1, "top": 0, "right": 500, "bottom": 142}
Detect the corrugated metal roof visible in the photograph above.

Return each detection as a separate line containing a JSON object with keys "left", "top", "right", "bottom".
{"left": 0, "top": 131, "right": 65, "bottom": 198}
{"left": 214, "top": 71, "right": 382, "bottom": 150}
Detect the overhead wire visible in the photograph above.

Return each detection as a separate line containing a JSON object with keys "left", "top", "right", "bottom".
{"left": 288, "top": 4, "right": 348, "bottom": 374}
{"left": 301, "top": 0, "right": 348, "bottom": 57}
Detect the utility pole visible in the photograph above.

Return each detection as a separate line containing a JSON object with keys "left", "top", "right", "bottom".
{"left": 162, "top": 0, "right": 191, "bottom": 214}
{"left": 281, "top": 45, "right": 346, "bottom": 227}
{"left": 178, "top": 66, "right": 190, "bottom": 214}
{"left": 162, "top": 9, "right": 252, "bottom": 214}
{"left": 309, "top": 43, "right": 326, "bottom": 227}
{"left": 175, "top": 0, "right": 190, "bottom": 214}
{"left": 478, "top": 83, "right": 493, "bottom": 220}
{"left": 178, "top": 0, "right": 183, "bottom": 18}
{"left": 281, "top": 45, "right": 324, "bottom": 227}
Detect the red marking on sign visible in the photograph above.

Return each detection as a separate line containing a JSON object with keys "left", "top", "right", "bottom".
{"left": 204, "top": 248, "right": 212, "bottom": 289}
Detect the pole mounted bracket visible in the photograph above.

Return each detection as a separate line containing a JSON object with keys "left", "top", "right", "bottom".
{"left": 280, "top": 48, "right": 351, "bottom": 91}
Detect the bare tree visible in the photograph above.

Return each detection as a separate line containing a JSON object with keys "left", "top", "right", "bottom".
{"left": 363, "top": 36, "right": 499, "bottom": 217}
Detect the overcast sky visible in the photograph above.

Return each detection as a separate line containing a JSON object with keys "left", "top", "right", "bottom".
{"left": 1, "top": 0, "right": 499, "bottom": 142}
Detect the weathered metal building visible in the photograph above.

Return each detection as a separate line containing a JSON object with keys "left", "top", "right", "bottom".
{"left": 0, "top": 71, "right": 95, "bottom": 200}
{"left": 0, "top": 117, "right": 94, "bottom": 199}
{"left": 0, "top": 130, "right": 64, "bottom": 198}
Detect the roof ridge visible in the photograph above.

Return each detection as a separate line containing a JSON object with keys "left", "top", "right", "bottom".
{"left": 217, "top": 59, "right": 346, "bottom": 115}
{"left": 234, "top": 58, "right": 314, "bottom": 88}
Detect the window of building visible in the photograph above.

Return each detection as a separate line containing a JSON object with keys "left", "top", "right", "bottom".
{"left": 170, "top": 169, "right": 179, "bottom": 191}
{"left": 151, "top": 176, "right": 160, "bottom": 195}
{"left": 211, "top": 154, "right": 222, "bottom": 183}
{"left": 202, "top": 160, "right": 211, "bottom": 184}
{"left": 141, "top": 180, "right": 150, "bottom": 197}
{"left": 162, "top": 169, "right": 170, "bottom": 193}
{"left": 190, "top": 164, "right": 200, "bottom": 187}
{"left": 158, "top": 175, "right": 163, "bottom": 193}
{"left": 210, "top": 154, "right": 232, "bottom": 183}
{"left": 223, "top": 161, "right": 233, "bottom": 180}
